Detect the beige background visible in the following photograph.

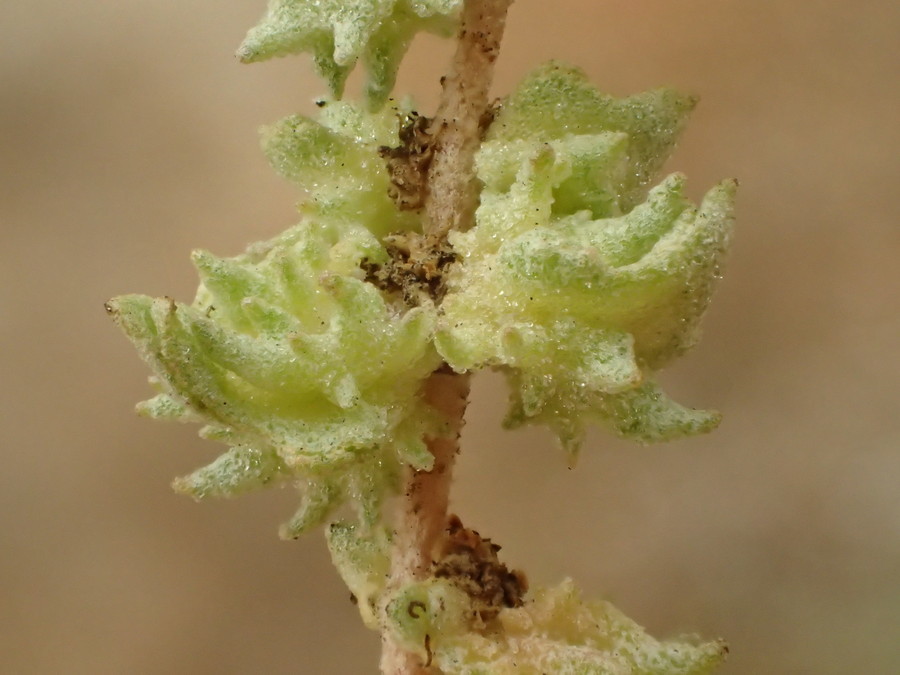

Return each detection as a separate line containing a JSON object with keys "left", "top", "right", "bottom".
{"left": 3, "top": 1, "right": 898, "bottom": 672}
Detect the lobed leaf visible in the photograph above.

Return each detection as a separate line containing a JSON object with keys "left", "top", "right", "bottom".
{"left": 487, "top": 61, "right": 696, "bottom": 211}
{"left": 238, "top": 0, "right": 462, "bottom": 106}
{"left": 437, "top": 64, "right": 736, "bottom": 456}
{"left": 261, "top": 101, "right": 421, "bottom": 237}
{"left": 382, "top": 578, "right": 727, "bottom": 674}
{"left": 109, "top": 220, "right": 442, "bottom": 533}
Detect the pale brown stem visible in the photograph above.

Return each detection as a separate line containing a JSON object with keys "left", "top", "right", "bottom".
{"left": 380, "top": 371, "right": 470, "bottom": 674}
{"left": 392, "top": 372, "right": 471, "bottom": 579}
{"left": 380, "top": 2, "right": 512, "bottom": 672}
{"left": 424, "top": 0, "right": 514, "bottom": 240}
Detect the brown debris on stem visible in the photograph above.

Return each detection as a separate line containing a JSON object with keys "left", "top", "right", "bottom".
{"left": 434, "top": 514, "right": 528, "bottom": 623}
{"left": 379, "top": 112, "right": 435, "bottom": 212}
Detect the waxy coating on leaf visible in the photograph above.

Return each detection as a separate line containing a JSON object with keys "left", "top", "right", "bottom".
{"left": 238, "top": 0, "right": 462, "bottom": 106}
{"left": 110, "top": 59, "right": 736, "bottom": 518}
{"left": 327, "top": 522, "right": 392, "bottom": 629}
{"left": 485, "top": 62, "right": 698, "bottom": 213}
{"left": 436, "top": 63, "right": 736, "bottom": 456}
{"left": 261, "top": 99, "right": 421, "bottom": 236}
{"left": 108, "top": 220, "right": 443, "bottom": 535}
{"left": 111, "top": 18, "right": 736, "bottom": 665}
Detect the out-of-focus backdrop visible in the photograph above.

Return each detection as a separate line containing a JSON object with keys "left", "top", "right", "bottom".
{"left": 3, "top": 1, "right": 898, "bottom": 672}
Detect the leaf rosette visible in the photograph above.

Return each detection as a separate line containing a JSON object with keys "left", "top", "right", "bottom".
{"left": 436, "top": 63, "right": 736, "bottom": 456}
{"left": 108, "top": 220, "right": 441, "bottom": 536}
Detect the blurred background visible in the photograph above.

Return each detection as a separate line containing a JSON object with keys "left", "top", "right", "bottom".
{"left": 2, "top": 0, "right": 898, "bottom": 672}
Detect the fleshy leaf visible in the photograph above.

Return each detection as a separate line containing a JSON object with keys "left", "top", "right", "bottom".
{"left": 136, "top": 391, "right": 199, "bottom": 422}
{"left": 486, "top": 61, "right": 697, "bottom": 212}
{"left": 173, "top": 446, "right": 290, "bottom": 499}
{"left": 108, "top": 219, "right": 442, "bottom": 532}
{"left": 326, "top": 522, "right": 392, "bottom": 629}
{"left": 280, "top": 477, "right": 343, "bottom": 539}
{"left": 261, "top": 101, "right": 422, "bottom": 236}
{"left": 385, "top": 578, "right": 727, "bottom": 674}
{"left": 436, "top": 64, "right": 735, "bottom": 455}
{"left": 237, "top": 0, "right": 461, "bottom": 106}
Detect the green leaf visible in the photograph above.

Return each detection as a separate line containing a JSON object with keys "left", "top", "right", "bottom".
{"left": 237, "top": 0, "right": 461, "bottom": 106}
{"left": 261, "top": 102, "right": 421, "bottom": 237}
{"left": 408, "top": 578, "right": 728, "bottom": 674}
{"left": 437, "top": 64, "right": 735, "bottom": 456}
{"left": 108, "top": 220, "right": 442, "bottom": 532}
{"left": 326, "top": 522, "right": 392, "bottom": 629}
{"left": 280, "top": 478, "right": 342, "bottom": 538}
{"left": 173, "top": 446, "right": 290, "bottom": 499}
{"left": 487, "top": 61, "right": 696, "bottom": 211}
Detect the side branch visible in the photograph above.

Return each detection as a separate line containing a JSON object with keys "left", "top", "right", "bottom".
{"left": 425, "top": 0, "right": 514, "bottom": 239}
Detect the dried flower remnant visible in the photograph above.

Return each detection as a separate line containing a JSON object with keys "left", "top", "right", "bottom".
{"left": 379, "top": 111, "right": 436, "bottom": 212}
{"left": 433, "top": 514, "right": 528, "bottom": 622}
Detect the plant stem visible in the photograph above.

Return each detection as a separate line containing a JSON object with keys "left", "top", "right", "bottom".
{"left": 380, "top": 1, "right": 512, "bottom": 672}
{"left": 424, "top": 0, "right": 514, "bottom": 241}
{"left": 381, "top": 371, "right": 471, "bottom": 674}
